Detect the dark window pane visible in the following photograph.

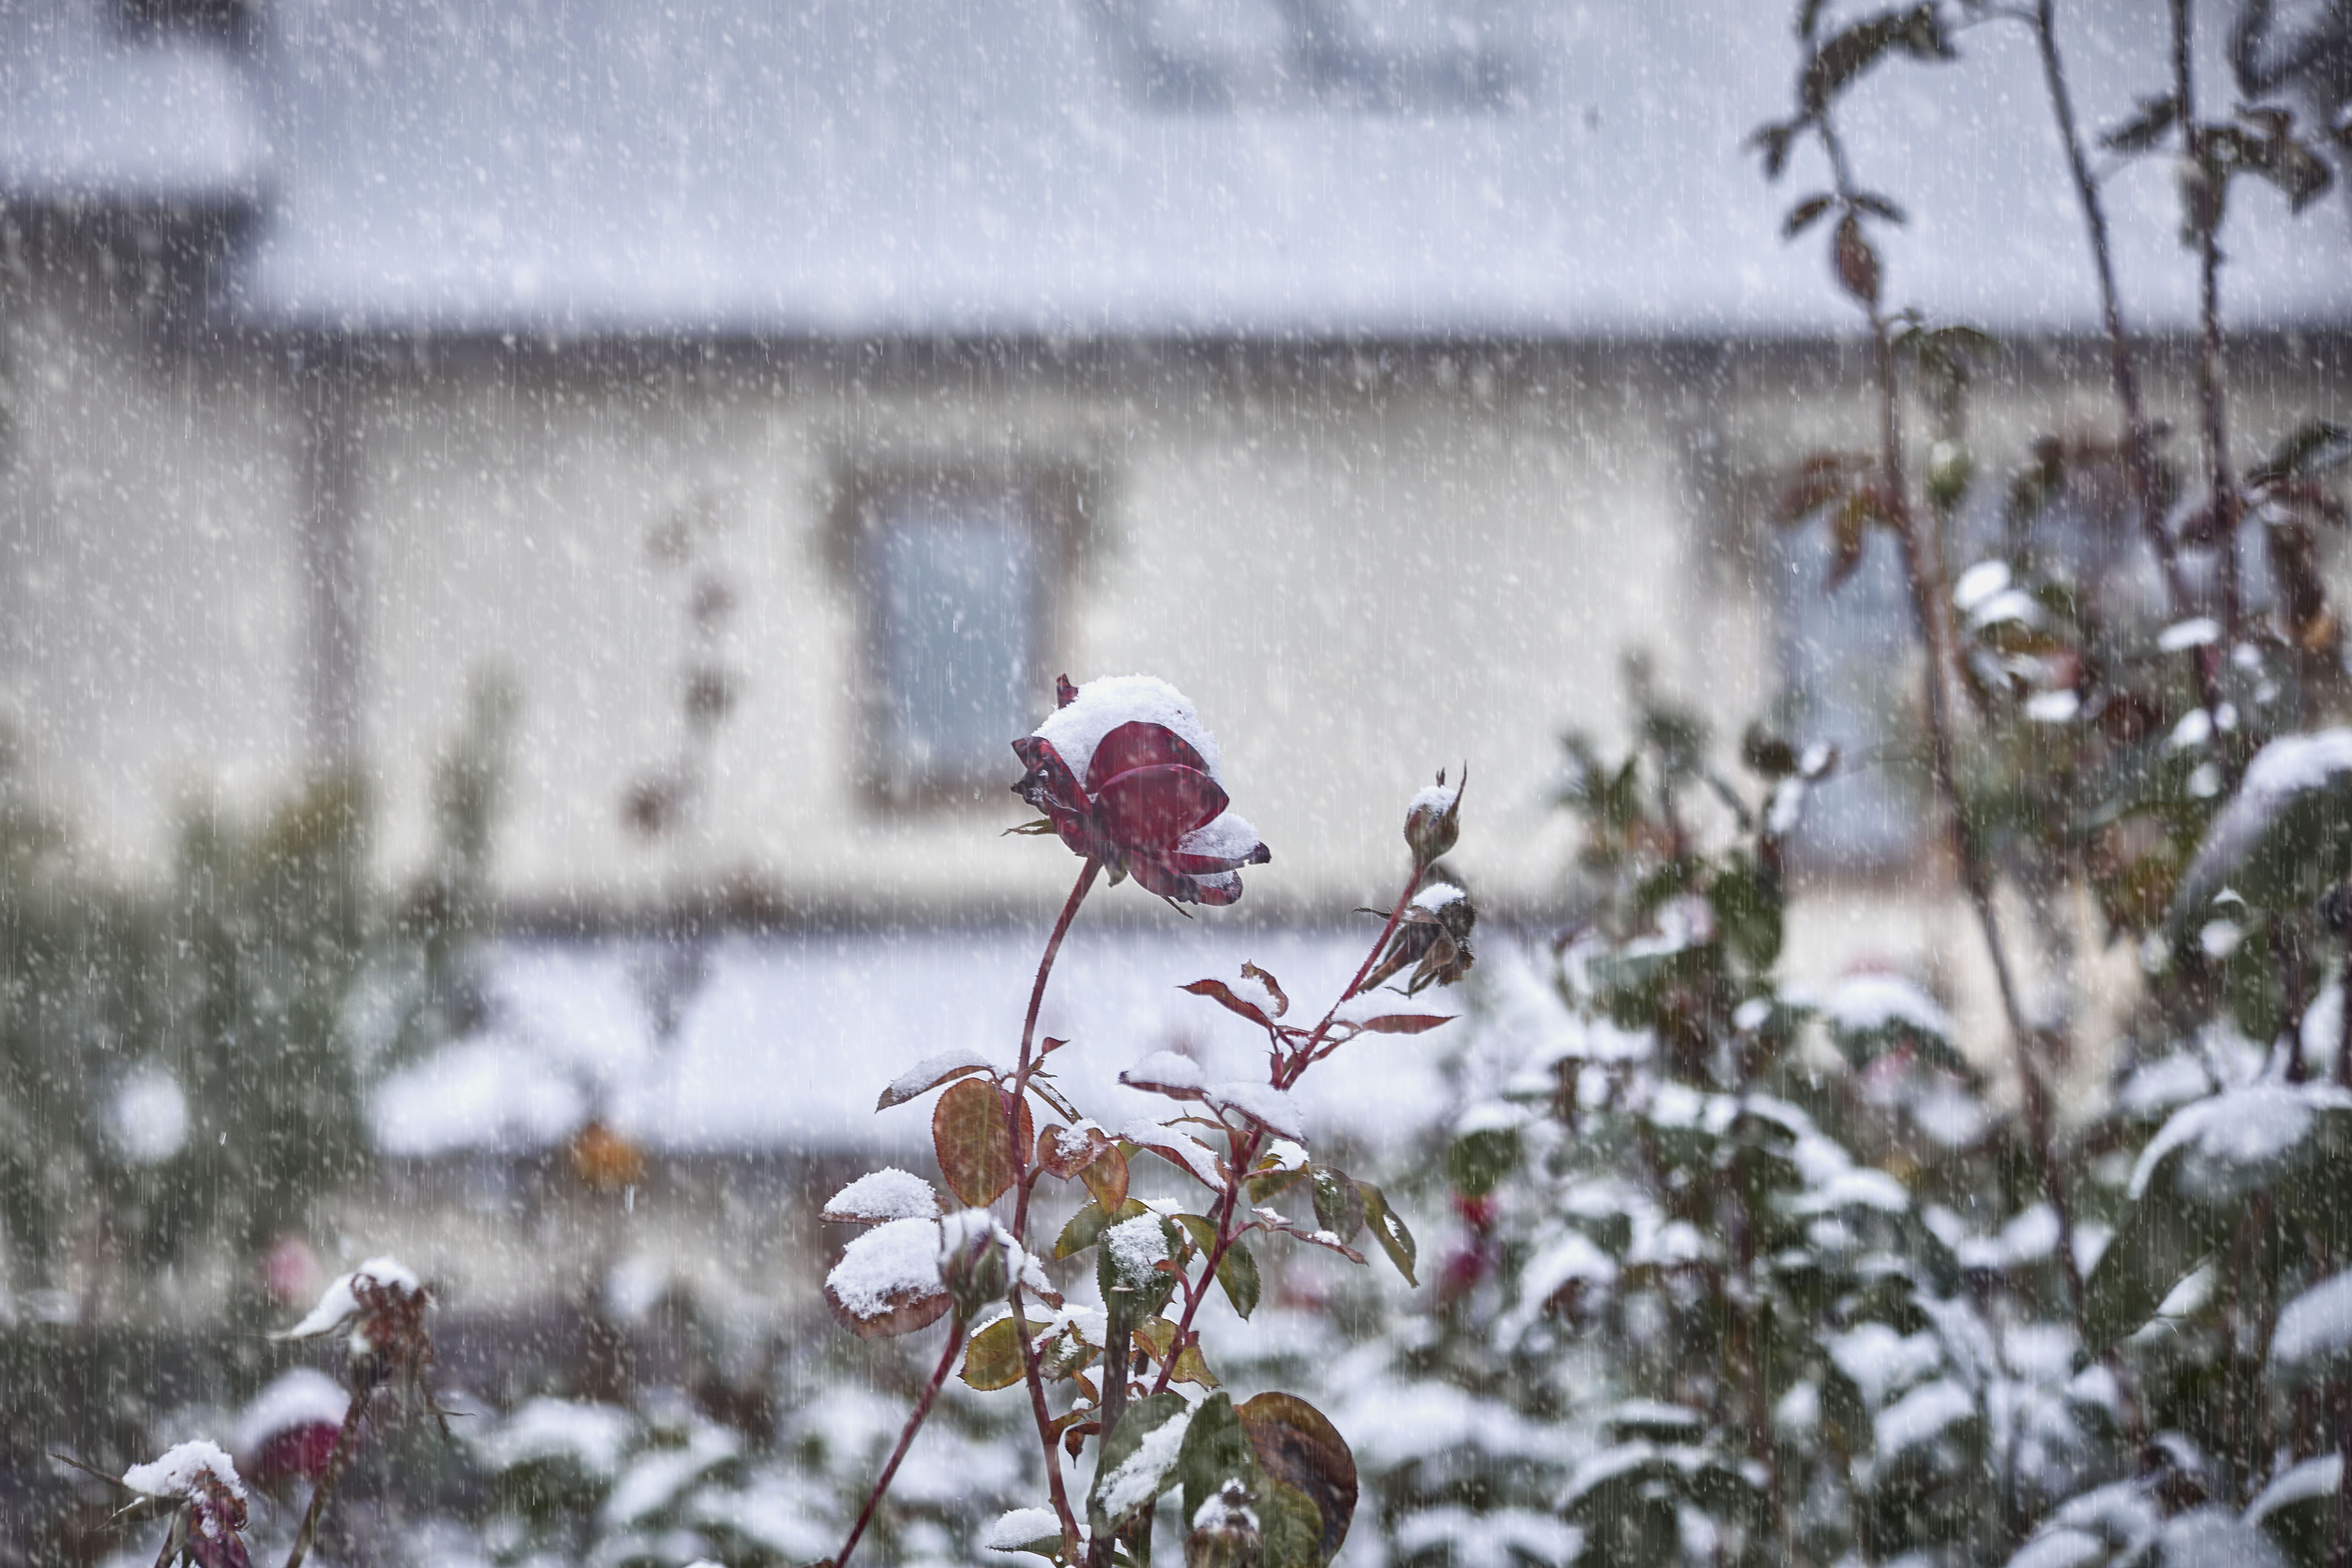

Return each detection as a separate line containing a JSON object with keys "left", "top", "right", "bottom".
{"left": 1774, "top": 522, "right": 1920, "bottom": 871}
{"left": 876, "top": 500, "right": 1037, "bottom": 784}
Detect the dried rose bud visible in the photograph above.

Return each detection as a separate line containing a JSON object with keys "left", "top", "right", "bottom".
{"left": 1362, "top": 882, "right": 1476, "bottom": 994}
{"left": 1403, "top": 767, "right": 1464, "bottom": 866}
{"left": 1185, "top": 1483, "right": 1261, "bottom": 1568}
{"left": 938, "top": 1209, "right": 1012, "bottom": 1321}
{"left": 280, "top": 1257, "right": 434, "bottom": 1400}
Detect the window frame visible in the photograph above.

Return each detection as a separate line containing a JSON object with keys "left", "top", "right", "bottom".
{"left": 828, "top": 461, "right": 1098, "bottom": 810}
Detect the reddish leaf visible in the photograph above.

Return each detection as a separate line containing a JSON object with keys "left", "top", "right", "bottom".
{"left": 1241, "top": 962, "right": 1289, "bottom": 1017}
{"left": 876, "top": 1052, "right": 997, "bottom": 1112}
{"left": 1237, "top": 1393, "right": 1359, "bottom": 1564}
{"left": 1125, "top": 1129, "right": 1227, "bottom": 1191}
{"left": 1833, "top": 213, "right": 1881, "bottom": 306}
{"left": 1081, "top": 1143, "right": 1132, "bottom": 1211}
{"left": 825, "top": 1279, "right": 951, "bottom": 1340}
{"left": 1183, "top": 978, "right": 1276, "bottom": 1030}
{"left": 933, "top": 1077, "right": 1032, "bottom": 1208}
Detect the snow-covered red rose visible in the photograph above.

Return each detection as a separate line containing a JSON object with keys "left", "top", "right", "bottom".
{"left": 1011, "top": 674, "right": 1270, "bottom": 906}
{"left": 233, "top": 1368, "right": 351, "bottom": 1488}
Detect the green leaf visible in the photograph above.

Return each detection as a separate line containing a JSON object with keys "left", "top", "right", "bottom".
{"left": 1058, "top": 1197, "right": 1148, "bottom": 1260}
{"left": 1357, "top": 1182, "right": 1417, "bottom": 1286}
{"left": 1098, "top": 1213, "right": 1183, "bottom": 1318}
{"left": 1255, "top": 1479, "right": 1328, "bottom": 1568}
{"left": 1216, "top": 1240, "right": 1261, "bottom": 1319}
{"left": 961, "top": 1314, "right": 1036, "bottom": 1391}
{"left": 2250, "top": 420, "right": 2352, "bottom": 487}
{"left": 2084, "top": 1162, "right": 2223, "bottom": 1350}
{"left": 1089, "top": 1392, "right": 1191, "bottom": 1532}
{"left": 1237, "top": 1394, "right": 1357, "bottom": 1568}
{"left": 1169, "top": 1343, "right": 1219, "bottom": 1388}
{"left": 1309, "top": 1167, "right": 1365, "bottom": 1245}
{"left": 1447, "top": 1122, "right": 1521, "bottom": 1198}
{"left": 1170, "top": 1211, "right": 1218, "bottom": 1255}
{"left": 984, "top": 1511, "right": 1070, "bottom": 1561}
{"left": 2266, "top": 1267, "right": 2352, "bottom": 1388}
{"left": 1177, "top": 1393, "right": 1258, "bottom": 1535}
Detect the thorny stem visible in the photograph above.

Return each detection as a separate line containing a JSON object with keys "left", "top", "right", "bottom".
{"left": 281, "top": 1384, "right": 372, "bottom": 1568}
{"left": 1146, "top": 866, "right": 1428, "bottom": 1400}
{"left": 1815, "top": 106, "right": 2092, "bottom": 1336}
{"left": 831, "top": 1318, "right": 969, "bottom": 1568}
{"left": 2027, "top": 0, "right": 2225, "bottom": 712}
{"left": 1007, "top": 857, "right": 1101, "bottom": 1554}
{"left": 2171, "top": 0, "right": 2246, "bottom": 646}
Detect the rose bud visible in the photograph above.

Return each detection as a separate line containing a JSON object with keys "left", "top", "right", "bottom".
{"left": 123, "top": 1441, "right": 251, "bottom": 1568}
{"left": 938, "top": 1209, "right": 1013, "bottom": 1321}
{"left": 1361, "top": 882, "right": 1476, "bottom": 994}
{"left": 1404, "top": 767, "right": 1465, "bottom": 866}
{"left": 1186, "top": 1483, "right": 1262, "bottom": 1568}
{"left": 1011, "top": 676, "right": 1270, "bottom": 906}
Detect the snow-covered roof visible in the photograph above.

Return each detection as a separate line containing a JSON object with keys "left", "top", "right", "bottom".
{"left": 8, "top": 0, "right": 2349, "bottom": 337}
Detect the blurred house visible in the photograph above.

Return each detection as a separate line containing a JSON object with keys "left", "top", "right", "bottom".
{"left": 0, "top": 0, "right": 2347, "bottom": 974}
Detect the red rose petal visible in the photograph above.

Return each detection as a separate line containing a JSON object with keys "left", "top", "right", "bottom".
{"left": 1084, "top": 721, "right": 1210, "bottom": 797}
{"left": 1093, "top": 764, "right": 1228, "bottom": 853}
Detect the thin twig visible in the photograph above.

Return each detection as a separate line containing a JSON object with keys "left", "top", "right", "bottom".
{"left": 1815, "top": 104, "right": 2091, "bottom": 1332}
{"left": 832, "top": 1319, "right": 969, "bottom": 1568}
{"left": 282, "top": 1385, "right": 373, "bottom": 1568}
{"left": 2171, "top": 0, "right": 2246, "bottom": 645}
{"left": 2027, "top": 0, "right": 2224, "bottom": 710}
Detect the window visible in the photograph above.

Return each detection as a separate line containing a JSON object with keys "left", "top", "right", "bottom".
{"left": 836, "top": 469, "right": 1090, "bottom": 804}
{"left": 1768, "top": 519, "right": 1925, "bottom": 874}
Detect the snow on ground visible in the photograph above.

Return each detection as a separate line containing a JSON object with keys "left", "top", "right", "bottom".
{"left": 370, "top": 928, "right": 1457, "bottom": 1159}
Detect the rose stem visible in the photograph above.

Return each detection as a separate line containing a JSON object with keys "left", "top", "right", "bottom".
{"left": 282, "top": 1384, "right": 373, "bottom": 1568}
{"left": 1147, "top": 866, "right": 1427, "bottom": 1398}
{"left": 1006, "top": 856, "right": 1100, "bottom": 1550}
{"left": 831, "top": 1318, "right": 968, "bottom": 1568}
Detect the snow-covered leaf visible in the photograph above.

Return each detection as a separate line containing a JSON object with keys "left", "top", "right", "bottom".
{"left": 822, "top": 1167, "right": 943, "bottom": 1225}
{"left": 1088, "top": 1392, "right": 1192, "bottom": 1529}
{"left": 824, "top": 1216, "right": 951, "bottom": 1339}
{"left": 876, "top": 1046, "right": 1000, "bottom": 1111}
{"left": 2169, "top": 729, "right": 2352, "bottom": 932}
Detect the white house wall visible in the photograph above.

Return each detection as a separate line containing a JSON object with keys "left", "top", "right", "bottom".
{"left": 5, "top": 256, "right": 2348, "bottom": 944}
